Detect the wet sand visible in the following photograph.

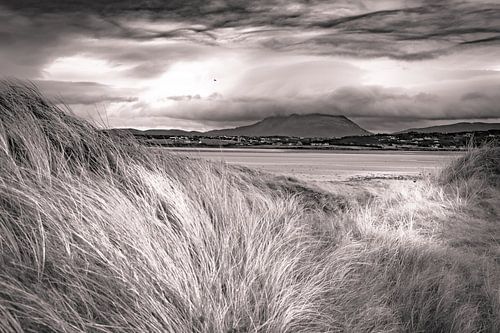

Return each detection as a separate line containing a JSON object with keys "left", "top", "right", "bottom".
{"left": 166, "top": 148, "right": 462, "bottom": 181}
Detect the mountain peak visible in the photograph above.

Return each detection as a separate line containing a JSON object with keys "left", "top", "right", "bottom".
{"left": 270, "top": 113, "right": 347, "bottom": 119}
{"left": 207, "top": 113, "right": 370, "bottom": 138}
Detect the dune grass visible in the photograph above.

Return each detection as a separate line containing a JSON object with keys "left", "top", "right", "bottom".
{"left": 440, "top": 142, "right": 500, "bottom": 186}
{"left": 1, "top": 82, "right": 499, "bottom": 332}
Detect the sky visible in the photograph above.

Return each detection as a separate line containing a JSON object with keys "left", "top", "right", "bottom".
{"left": 1, "top": 0, "right": 500, "bottom": 133}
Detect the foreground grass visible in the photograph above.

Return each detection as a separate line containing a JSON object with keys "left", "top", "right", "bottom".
{"left": 1, "top": 82, "right": 499, "bottom": 332}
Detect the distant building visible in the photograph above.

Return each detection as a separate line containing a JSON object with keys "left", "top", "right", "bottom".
{"left": 200, "top": 138, "right": 236, "bottom": 146}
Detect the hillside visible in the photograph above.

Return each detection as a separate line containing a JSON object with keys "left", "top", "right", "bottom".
{"left": 400, "top": 122, "right": 500, "bottom": 134}
{"left": 109, "top": 128, "right": 202, "bottom": 137}
{"left": 207, "top": 113, "right": 371, "bottom": 138}
{"left": 127, "top": 114, "right": 371, "bottom": 138}
{"left": 1, "top": 82, "right": 499, "bottom": 333}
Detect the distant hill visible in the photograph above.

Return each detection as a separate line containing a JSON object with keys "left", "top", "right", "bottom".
{"left": 110, "top": 128, "right": 202, "bottom": 137}
{"left": 206, "top": 114, "right": 371, "bottom": 138}
{"left": 399, "top": 122, "right": 500, "bottom": 134}
{"left": 117, "top": 114, "right": 371, "bottom": 138}
{"left": 141, "top": 129, "right": 202, "bottom": 136}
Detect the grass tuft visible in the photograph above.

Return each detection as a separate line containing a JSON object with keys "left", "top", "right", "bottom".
{"left": 440, "top": 142, "right": 500, "bottom": 186}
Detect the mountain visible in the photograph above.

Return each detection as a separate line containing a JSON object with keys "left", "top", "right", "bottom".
{"left": 141, "top": 129, "right": 202, "bottom": 136}
{"left": 399, "top": 122, "right": 500, "bottom": 134}
{"left": 206, "top": 114, "right": 371, "bottom": 138}
{"left": 113, "top": 114, "right": 371, "bottom": 138}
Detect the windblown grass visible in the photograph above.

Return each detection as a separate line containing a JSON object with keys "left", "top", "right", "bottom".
{"left": 1, "top": 82, "right": 499, "bottom": 332}
{"left": 440, "top": 142, "right": 500, "bottom": 186}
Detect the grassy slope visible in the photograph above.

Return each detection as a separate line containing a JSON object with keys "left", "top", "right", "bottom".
{"left": 0, "top": 83, "right": 499, "bottom": 332}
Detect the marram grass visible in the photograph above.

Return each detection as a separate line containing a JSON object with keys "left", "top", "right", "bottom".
{"left": 1, "top": 82, "right": 499, "bottom": 332}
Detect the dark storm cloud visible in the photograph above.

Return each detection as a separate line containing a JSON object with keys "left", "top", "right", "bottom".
{"left": 2, "top": 0, "right": 500, "bottom": 132}
{"left": 2, "top": 0, "right": 499, "bottom": 60}
{"left": 0, "top": 11, "right": 78, "bottom": 77}
{"left": 34, "top": 80, "right": 138, "bottom": 105}
{"left": 461, "top": 92, "right": 488, "bottom": 101}
{"left": 80, "top": 41, "right": 210, "bottom": 79}
{"left": 265, "top": 2, "right": 500, "bottom": 60}
{"left": 166, "top": 95, "right": 202, "bottom": 101}
{"left": 0, "top": 7, "right": 214, "bottom": 79}
{"left": 127, "top": 83, "right": 500, "bottom": 128}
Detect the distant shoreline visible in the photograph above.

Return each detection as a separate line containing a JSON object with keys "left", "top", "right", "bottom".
{"left": 158, "top": 146, "right": 465, "bottom": 154}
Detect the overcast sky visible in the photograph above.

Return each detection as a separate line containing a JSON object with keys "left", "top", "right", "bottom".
{"left": 1, "top": 0, "right": 500, "bottom": 132}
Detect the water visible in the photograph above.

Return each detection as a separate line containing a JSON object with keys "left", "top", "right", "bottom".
{"left": 165, "top": 148, "right": 463, "bottom": 181}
